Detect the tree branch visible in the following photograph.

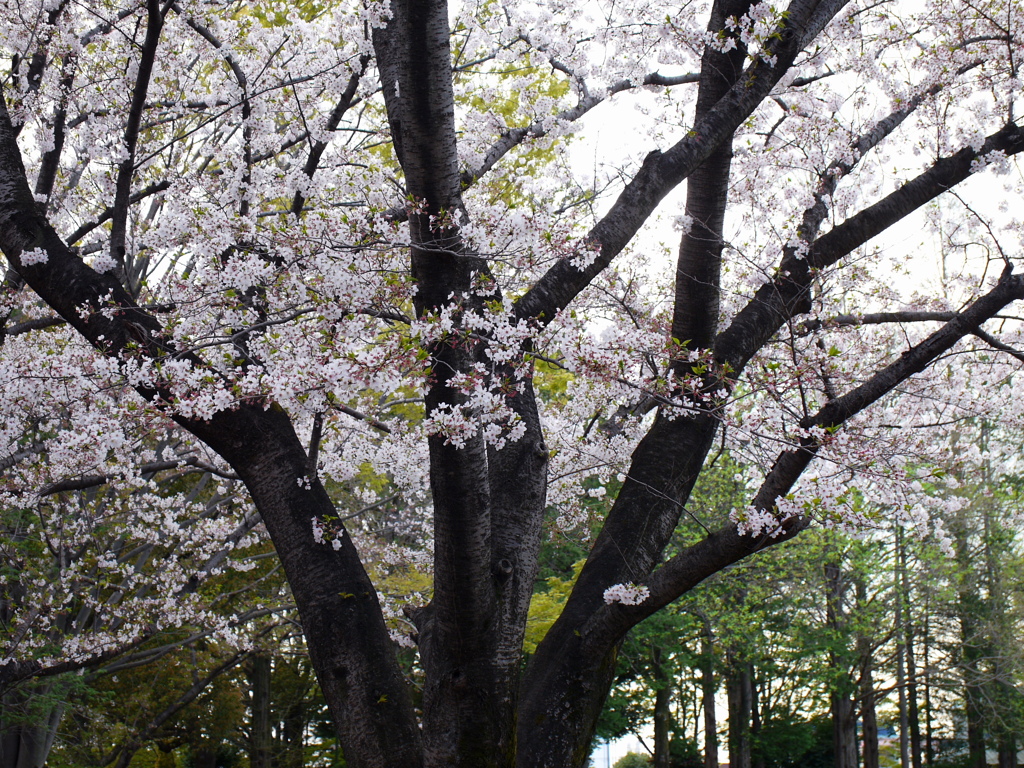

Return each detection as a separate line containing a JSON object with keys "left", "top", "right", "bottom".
{"left": 513, "top": 0, "right": 847, "bottom": 327}
{"left": 971, "top": 327, "right": 1024, "bottom": 363}
{"left": 34, "top": 55, "right": 77, "bottom": 206}
{"left": 625, "top": 268, "right": 1024, "bottom": 626}
{"left": 109, "top": 0, "right": 169, "bottom": 293}
{"left": 173, "top": 3, "right": 252, "bottom": 219}
{"left": 799, "top": 310, "right": 959, "bottom": 333}
{"left": 292, "top": 55, "right": 370, "bottom": 215}
{"left": 716, "top": 121, "right": 1024, "bottom": 374}
{"left": 458, "top": 70, "right": 700, "bottom": 190}
{"left": 66, "top": 180, "right": 171, "bottom": 246}
{"left": 38, "top": 456, "right": 238, "bottom": 496}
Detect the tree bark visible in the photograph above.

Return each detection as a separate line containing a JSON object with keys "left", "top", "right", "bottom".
{"left": 653, "top": 647, "right": 673, "bottom": 768}
{"left": 0, "top": 686, "right": 63, "bottom": 768}
{"left": 997, "top": 741, "right": 1019, "bottom": 768}
{"left": 825, "top": 560, "right": 857, "bottom": 768}
{"left": 248, "top": 655, "right": 272, "bottom": 768}
{"left": 895, "top": 529, "right": 911, "bottom": 768}
{"left": 857, "top": 575, "right": 880, "bottom": 768}
{"left": 831, "top": 695, "right": 858, "bottom": 768}
{"left": 726, "top": 659, "right": 752, "bottom": 768}
{"left": 924, "top": 610, "right": 934, "bottom": 768}
{"left": 860, "top": 661, "right": 880, "bottom": 768}
{"left": 670, "top": 0, "right": 751, "bottom": 353}
{"left": 899, "top": 540, "right": 923, "bottom": 768}
{"left": 952, "top": 520, "right": 986, "bottom": 768}
{"left": 372, "top": 0, "right": 548, "bottom": 762}
{"left": 702, "top": 631, "right": 719, "bottom": 768}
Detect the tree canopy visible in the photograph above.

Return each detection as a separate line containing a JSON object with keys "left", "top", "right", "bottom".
{"left": 1, "top": 0, "right": 1023, "bottom": 766}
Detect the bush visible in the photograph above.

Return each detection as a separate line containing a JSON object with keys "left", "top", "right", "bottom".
{"left": 613, "top": 752, "right": 652, "bottom": 768}
{"left": 752, "top": 715, "right": 833, "bottom": 768}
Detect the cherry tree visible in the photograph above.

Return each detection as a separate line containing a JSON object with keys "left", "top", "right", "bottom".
{"left": 1, "top": 0, "right": 1023, "bottom": 765}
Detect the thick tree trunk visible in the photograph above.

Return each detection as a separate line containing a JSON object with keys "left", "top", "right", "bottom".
{"left": 233, "top": 427, "right": 424, "bottom": 768}
{"left": 0, "top": 719, "right": 57, "bottom": 768}
{"left": 513, "top": 0, "right": 807, "bottom": 753}
{"left": 372, "top": 0, "right": 548, "bottom": 763}
{"left": 516, "top": 413, "right": 723, "bottom": 767}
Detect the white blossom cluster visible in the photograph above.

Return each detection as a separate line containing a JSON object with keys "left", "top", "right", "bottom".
{"left": 0, "top": 0, "right": 1022, "bottom": 686}
{"left": 603, "top": 582, "right": 650, "bottom": 606}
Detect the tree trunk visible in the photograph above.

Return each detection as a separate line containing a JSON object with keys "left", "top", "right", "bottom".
{"left": 282, "top": 697, "right": 305, "bottom": 768}
{"left": 899, "top": 541, "right": 923, "bottom": 768}
{"left": 702, "top": 632, "right": 719, "bottom": 768}
{"left": 371, "top": 1, "right": 549, "bottom": 763}
{"left": 948, "top": 512, "right": 987, "bottom": 768}
{"left": 857, "top": 577, "right": 879, "bottom": 768}
{"left": 957, "top": 571, "right": 987, "bottom": 766}
{"left": 653, "top": 647, "right": 673, "bottom": 768}
{"left": 229, "top": 421, "right": 423, "bottom": 768}
{"left": 0, "top": 685, "right": 64, "bottom": 768}
{"left": 831, "top": 694, "right": 858, "bottom": 768}
{"left": 751, "top": 676, "right": 764, "bottom": 768}
{"left": 248, "top": 655, "right": 272, "bottom": 768}
{"left": 894, "top": 529, "right": 912, "bottom": 768}
{"left": 825, "top": 560, "right": 857, "bottom": 768}
{"left": 923, "top": 609, "right": 934, "bottom": 768}
{"left": 726, "top": 660, "right": 752, "bottom": 768}
{"left": 860, "top": 679, "right": 879, "bottom": 768}
{"left": 997, "top": 739, "right": 1018, "bottom": 768}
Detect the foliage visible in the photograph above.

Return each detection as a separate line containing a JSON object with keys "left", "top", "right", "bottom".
{"left": 612, "top": 752, "right": 651, "bottom": 768}
{"left": 752, "top": 715, "right": 832, "bottom": 768}
{"left": 1, "top": 0, "right": 1024, "bottom": 765}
